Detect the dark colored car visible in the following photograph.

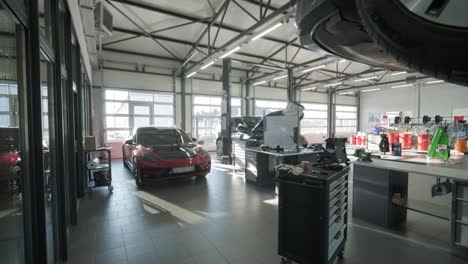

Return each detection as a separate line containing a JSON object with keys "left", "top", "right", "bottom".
{"left": 215, "top": 116, "right": 261, "bottom": 158}
{"left": 122, "top": 127, "right": 211, "bottom": 187}
{"left": 296, "top": 0, "right": 468, "bottom": 85}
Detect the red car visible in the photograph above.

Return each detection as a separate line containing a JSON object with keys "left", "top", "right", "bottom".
{"left": 122, "top": 127, "right": 211, "bottom": 187}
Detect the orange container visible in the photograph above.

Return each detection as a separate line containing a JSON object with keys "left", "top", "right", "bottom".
{"left": 356, "top": 135, "right": 362, "bottom": 145}
{"left": 351, "top": 134, "right": 357, "bottom": 145}
{"left": 417, "top": 134, "right": 430, "bottom": 151}
{"left": 388, "top": 133, "right": 399, "bottom": 148}
{"left": 455, "top": 139, "right": 467, "bottom": 153}
{"left": 399, "top": 133, "right": 413, "bottom": 149}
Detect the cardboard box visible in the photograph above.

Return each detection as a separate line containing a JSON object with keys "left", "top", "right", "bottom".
{"left": 84, "top": 136, "right": 96, "bottom": 151}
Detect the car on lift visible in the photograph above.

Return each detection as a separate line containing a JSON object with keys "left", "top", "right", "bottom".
{"left": 215, "top": 116, "right": 261, "bottom": 158}
{"left": 122, "top": 127, "right": 211, "bottom": 187}
{"left": 296, "top": 0, "right": 468, "bottom": 85}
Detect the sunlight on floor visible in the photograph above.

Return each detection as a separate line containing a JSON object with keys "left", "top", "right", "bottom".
{"left": 263, "top": 197, "right": 278, "bottom": 206}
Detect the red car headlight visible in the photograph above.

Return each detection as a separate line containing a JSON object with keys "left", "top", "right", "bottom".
{"left": 140, "top": 152, "right": 160, "bottom": 162}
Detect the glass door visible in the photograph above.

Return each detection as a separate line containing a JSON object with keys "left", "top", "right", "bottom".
{"left": 130, "top": 102, "right": 153, "bottom": 129}
{"left": 194, "top": 116, "right": 221, "bottom": 151}
{"left": 0, "top": 6, "right": 26, "bottom": 263}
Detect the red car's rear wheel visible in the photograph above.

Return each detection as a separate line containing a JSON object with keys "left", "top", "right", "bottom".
{"left": 133, "top": 160, "right": 144, "bottom": 187}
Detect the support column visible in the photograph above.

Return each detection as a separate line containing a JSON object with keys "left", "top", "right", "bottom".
{"left": 327, "top": 91, "right": 335, "bottom": 138}
{"left": 356, "top": 92, "right": 361, "bottom": 132}
{"left": 221, "top": 58, "right": 232, "bottom": 164}
{"left": 180, "top": 67, "right": 186, "bottom": 130}
{"left": 287, "top": 67, "right": 296, "bottom": 102}
{"left": 245, "top": 80, "right": 252, "bottom": 116}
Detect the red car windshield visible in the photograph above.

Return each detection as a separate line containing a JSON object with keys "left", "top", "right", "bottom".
{"left": 137, "top": 129, "right": 193, "bottom": 146}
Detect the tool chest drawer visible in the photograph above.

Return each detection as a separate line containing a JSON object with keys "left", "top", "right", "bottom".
{"left": 329, "top": 214, "right": 345, "bottom": 243}
{"left": 455, "top": 223, "right": 468, "bottom": 248}
{"left": 457, "top": 185, "right": 468, "bottom": 200}
{"left": 329, "top": 188, "right": 347, "bottom": 207}
{"left": 329, "top": 195, "right": 347, "bottom": 218}
{"left": 329, "top": 175, "right": 346, "bottom": 191}
{"left": 456, "top": 201, "right": 468, "bottom": 223}
{"left": 328, "top": 225, "right": 346, "bottom": 260}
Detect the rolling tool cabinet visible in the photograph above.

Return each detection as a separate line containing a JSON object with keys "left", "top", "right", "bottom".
{"left": 276, "top": 166, "right": 349, "bottom": 264}
{"left": 453, "top": 182, "right": 468, "bottom": 259}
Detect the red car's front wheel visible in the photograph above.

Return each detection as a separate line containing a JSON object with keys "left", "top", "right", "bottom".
{"left": 133, "top": 161, "right": 144, "bottom": 188}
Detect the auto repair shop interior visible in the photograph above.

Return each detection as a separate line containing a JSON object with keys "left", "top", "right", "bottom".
{"left": 1, "top": 0, "right": 468, "bottom": 263}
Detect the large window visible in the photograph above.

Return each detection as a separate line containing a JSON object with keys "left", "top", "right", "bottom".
{"left": 255, "top": 99, "right": 287, "bottom": 116}
{"left": 301, "top": 103, "right": 328, "bottom": 143}
{"left": 0, "top": 83, "right": 18, "bottom": 127}
{"left": 192, "top": 95, "right": 221, "bottom": 151}
{"left": 231, "top": 97, "right": 241, "bottom": 117}
{"left": 335, "top": 105, "right": 358, "bottom": 137}
{"left": 104, "top": 89, "right": 175, "bottom": 141}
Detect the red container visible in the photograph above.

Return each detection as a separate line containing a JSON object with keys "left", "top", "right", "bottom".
{"left": 388, "top": 133, "right": 399, "bottom": 148}
{"left": 417, "top": 134, "right": 430, "bottom": 151}
{"left": 399, "top": 133, "right": 413, "bottom": 150}
{"left": 356, "top": 135, "right": 362, "bottom": 146}
{"left": 360, "top": 135, "right": 367, "bottom": 146}
{"left": 351, "top": 134, "right": 357, "bottom": 145}
{"left": 454, "top": 116, "right": 464, "bottom": 122}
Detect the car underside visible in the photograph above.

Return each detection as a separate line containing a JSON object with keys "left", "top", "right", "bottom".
{"left": 296, "top": 0, "right": 468, "bottom": 85}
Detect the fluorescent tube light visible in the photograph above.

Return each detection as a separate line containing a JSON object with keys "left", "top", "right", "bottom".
{"left": 273, "top": 75, "right": 287, "bottom": 81}
{"left": 200, "top": 61, "right": 215, "bottom": 70}
{"left": 302, "top": 65, "right": 326, "bottom": 73}
{"left": 252, "top": 23, "right": 283, "bottom": 41}
{"left": 391, "top": 84, "right": 413, "bottom": 89}
{"left": 339, "top": 92, "right": 355, "bottom": 95}
{"left": 186, "top": 72, "right": 197, "bottom": 78}
{"left": 354, "top": 76, "right": 378, "bottom": 82}
{"left": 361, "top": 88, "right": 381, "bottom": 93}
{"left": 323, "top": 82, "right": 342, "bottom": 87}
{"left": 253, "top": 80, "right": 267, "bottom": 86}
{"left": 302, "top": 87, "right": 317, "bottom": 91}
{"left": 220, "top": 46, "right": 241, "bottom": 58}
{"left": 339, "top": 59, "right": 347, "bottom": 63}
{"left": 426, "top": 80, "right": 444, "bottom": 84}
{"left": 391, "top": 71, "right": 407, "bottom": 76}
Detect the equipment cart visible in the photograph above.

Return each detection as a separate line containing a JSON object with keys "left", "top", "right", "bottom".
{"left": 85, "top": 147, "right": 113, "bottom": 192}
{"left": 275, "top": 165, "right": 349, "bottom": 264}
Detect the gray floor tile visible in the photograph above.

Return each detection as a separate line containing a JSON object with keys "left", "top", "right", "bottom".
{"left": 65, "top": 159, "right": 468, "bottom": 264}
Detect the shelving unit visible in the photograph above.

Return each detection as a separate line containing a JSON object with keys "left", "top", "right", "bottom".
{"left": 84, "top": 147, "right": 113, "bottom": 192}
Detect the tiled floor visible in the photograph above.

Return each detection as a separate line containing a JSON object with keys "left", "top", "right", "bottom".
{"left": 66, "top": 158, "right": 468, "bottom": 264}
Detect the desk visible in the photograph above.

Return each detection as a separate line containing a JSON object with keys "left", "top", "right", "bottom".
{"left": 244, "top": 148, "right": 322, "bottom": 187}
{"left": 352, "top": 156, "right": 468, "bottom": 259}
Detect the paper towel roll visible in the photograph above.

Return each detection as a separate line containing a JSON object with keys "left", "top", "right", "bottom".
{"left": 87, "top": 158, "right": 100, "bottom": 170}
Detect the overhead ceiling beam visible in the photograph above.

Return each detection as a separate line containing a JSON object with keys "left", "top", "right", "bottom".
{"left": 102, "top": 47, "right": 267, "bottom": 73}
{"left": 334, "top": 76, "right": 431, "bottom": 93}
{"left": 185, "top": 1, "right": 296, "bottom": 75}
{"left": 109, "top": 0, "right": 301, "bottom": 48}
{"left": 242, "top": 0, "right": 277, "bottom": 11}
{"left": 110, "top": 27, "right": 297, "bottom": 67}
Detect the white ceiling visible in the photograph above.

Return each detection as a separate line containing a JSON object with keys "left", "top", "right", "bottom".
{"left": 100, "top": 0, "right": 432, "bottom": 93}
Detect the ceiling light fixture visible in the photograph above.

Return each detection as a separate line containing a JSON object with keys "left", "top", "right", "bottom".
{"left": 302, "top": 87, "right": 317, "bottom": 91}
{"left": 426, "top": 80, "right": 444, "bottom": 84}
{"left": 354, "top": 76, "right": 378, "bottom": 82}
{"left": 361, "top": 88, "right": 381, "bottom": 93}
{"left": 200, "top": 61, "right": 215, "bottom": 70}
{"left": 220, "top": 46, "right": 241, "bottom": 58}
{"left": 302, "top": 65, "right": 326, "bottom": 73}
{"left": 252, "top": 23, "right": 283, "bottom": 41}
{"left": 186, "top": 72, "right": 197, "bottom": 78}
{"left": 391, "top": 84, "right": 414, "bottom": 89}
{"left": 323, "top": 82, "right": 342, "bottom": 87}
{"left": 339, "top": 91, "right": 355, "bottom": 95}
{"left": 273, "top": 75, "right": 288, "bottom": 81}
{"left": 253, "top": 80, "right": 267, "bottom": 86}
{"left": 391, "top": 71, "right": 407, "bottom": 76}
{"left": 339, "top": 59, "right": 347, "bottom": 63}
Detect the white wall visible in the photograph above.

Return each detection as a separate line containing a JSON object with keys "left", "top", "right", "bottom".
{"left": 359, "top": 82, "right": 468, "bottom": 207}
{"left": 360, "top": 83, "right": 468, "bottom": 131}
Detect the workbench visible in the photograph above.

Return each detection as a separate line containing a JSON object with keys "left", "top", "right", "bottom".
{"left": 243, "top": 147, "right": 322, "bottom": 187}
{"left": 352, "top": 155, "right": 468, "bottom": 259}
